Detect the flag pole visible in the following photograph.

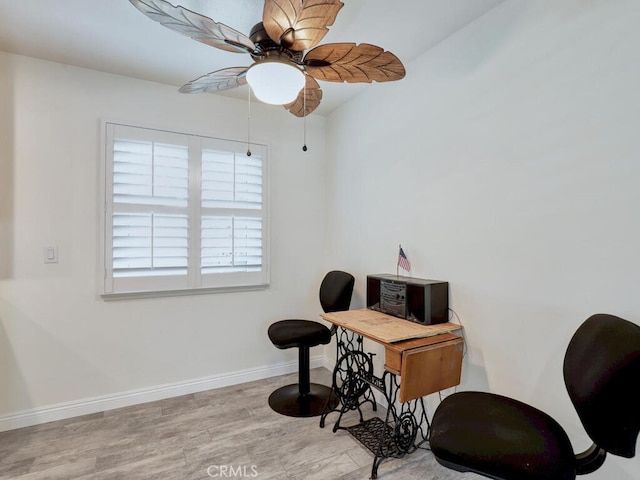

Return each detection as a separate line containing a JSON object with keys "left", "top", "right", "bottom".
{"left": 397, "top": 244, "right": 400, "bottom": 278}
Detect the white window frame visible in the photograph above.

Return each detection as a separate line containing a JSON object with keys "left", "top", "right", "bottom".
{"left": 99, "top": 121, "right": 269, "bottom": 299}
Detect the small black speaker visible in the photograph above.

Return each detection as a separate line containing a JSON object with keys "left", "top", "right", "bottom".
{"left": 366, "top": 275, "right": 381, "bottom": 311}
{"left": 406, "top": 281, "right": 448, "bottom": 324}
{"left": 366, "top": 274, "right": 449, "bottom": 325}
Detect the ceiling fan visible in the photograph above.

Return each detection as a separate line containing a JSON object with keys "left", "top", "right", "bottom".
{"left": 129, "top": 0, "right": 406, "bottom": 117}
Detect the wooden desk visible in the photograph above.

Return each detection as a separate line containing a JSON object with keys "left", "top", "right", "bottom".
{"left": 320, "top": 309, "right": 463, "bottom": 479}
{"left": 321, "top": 309, "right": 464, "bottom": 402}
{"left": 319, "top": 309, "right": 464, "bottom": 478}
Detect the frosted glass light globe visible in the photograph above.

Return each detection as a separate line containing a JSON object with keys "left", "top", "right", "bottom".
{"left": 246, "top": 61, "right": 305, "bottom": 105}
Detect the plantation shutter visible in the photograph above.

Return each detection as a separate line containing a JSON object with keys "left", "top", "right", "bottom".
{"left": 102, "top": 122, "right": 269, "bottom": 297}
{"left": 111, "top": 135, "right": 189, "bottom": 278}
{"left": 200, "top": 148, "right": 264, "bottom": 276}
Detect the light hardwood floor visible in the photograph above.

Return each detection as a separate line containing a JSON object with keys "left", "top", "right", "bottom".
{"left": 0, "top": 368, "right": 481, "bottom": 480}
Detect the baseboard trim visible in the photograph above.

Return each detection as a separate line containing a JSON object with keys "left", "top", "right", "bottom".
{"left": 0, "top": 356, "right": 326, "bottom": 432}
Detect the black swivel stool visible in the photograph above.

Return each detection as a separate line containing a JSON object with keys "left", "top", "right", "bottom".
{"left": 268, "top": 270, "right": 355, "bottom": 417}
{"left": 429, "top": 313, "right": 640, "bottom": 480}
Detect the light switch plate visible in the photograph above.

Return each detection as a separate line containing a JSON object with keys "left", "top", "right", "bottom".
{"left": 44, "top": 246, "right": 58, "bottom": 264}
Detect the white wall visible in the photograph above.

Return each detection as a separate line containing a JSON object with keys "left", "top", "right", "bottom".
{"left": 325, "top": 0, "right": 640, "bottom": 478}
{"left": 0, "top": 52, "right": 327, "bottom": 423}
{"left": 2, "top": 0, "right": 640, "bottom": 475}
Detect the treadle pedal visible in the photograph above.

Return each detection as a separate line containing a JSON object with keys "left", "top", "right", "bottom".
{"left": 346, "top": 417, "right": 399, "bottom": 457}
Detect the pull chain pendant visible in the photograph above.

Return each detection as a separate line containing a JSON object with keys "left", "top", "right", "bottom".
{"left": 246, "top": 86, "right": 252, "bottom": 157}
{"left": 302, "top": 80, "right": 308, "bottom": 152}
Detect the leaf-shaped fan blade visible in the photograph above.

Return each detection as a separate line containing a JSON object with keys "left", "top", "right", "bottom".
{"left": 283, "top": 75, "right": 323, "bottom": 117}
{"left": 263, "top": 0, "right": 344, "bottom": 51}
{"left": 179, "top": 67, "right": 249, "bottom": 94}
{"left": 304, "top": 43, "right": 406, "bottom": 83}
{"left": 129, "top": 0, "right": 255, "bottom": 53}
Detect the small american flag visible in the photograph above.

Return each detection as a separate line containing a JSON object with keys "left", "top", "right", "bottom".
{"left": 398, "top": 246, "right": 411, "bottom": 272}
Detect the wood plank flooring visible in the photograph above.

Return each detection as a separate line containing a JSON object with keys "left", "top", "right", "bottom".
{"left": 0, "top": 368, "right": 480, "bottom": 479}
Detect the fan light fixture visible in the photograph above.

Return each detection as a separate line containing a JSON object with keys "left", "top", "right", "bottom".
{"left": 129, "top": 0, "right": 406, "bottom": 117}
{"left": 246, "top": 61, "right": 305, "bottom": 105}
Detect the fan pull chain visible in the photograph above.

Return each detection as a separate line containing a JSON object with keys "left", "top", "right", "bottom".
{"left": 246, "top": 86, "right": 252, "bottom": 157}
{"left": 302, "top": 80, "right": 308, "bottom": 152}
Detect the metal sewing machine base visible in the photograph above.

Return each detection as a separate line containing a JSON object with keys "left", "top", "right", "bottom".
{"left": 322, "top": 342, "right": 431, "bottom": 479}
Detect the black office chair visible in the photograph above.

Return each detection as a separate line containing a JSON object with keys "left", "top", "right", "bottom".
{"left": 267, "top": 270, "right": 355, "bottom": 417}
{"left": 429, "top": 313, "right": 640, "bottom": 480}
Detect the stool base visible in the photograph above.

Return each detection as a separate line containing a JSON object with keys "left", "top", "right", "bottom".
{"left": 268, "top": 383, "right": 338, "bottom": 417}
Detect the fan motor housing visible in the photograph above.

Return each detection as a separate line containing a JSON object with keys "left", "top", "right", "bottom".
{"left": 249, "top": 22, "right": 303, "bottom": 63}
{"left": 249, "top": 22, "right": 271, "bottom": 44}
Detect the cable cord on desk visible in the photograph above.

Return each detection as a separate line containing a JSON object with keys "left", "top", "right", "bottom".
{"left": 448, "top": 308, "right": 467, "bottom": 358}
{"left": 434, "top": 308, "right": 467, "bottom": 404}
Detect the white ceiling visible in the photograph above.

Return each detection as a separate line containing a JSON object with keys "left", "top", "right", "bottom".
{"left": 0, "top": 0, "right": 504, "bottom": 116}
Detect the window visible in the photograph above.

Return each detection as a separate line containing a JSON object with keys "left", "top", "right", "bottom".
{"left": 101, "top": 122, "right": 269, "bottom": 297}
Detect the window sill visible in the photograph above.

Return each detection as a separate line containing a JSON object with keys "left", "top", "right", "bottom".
{"left": 100, "top": 283, "right": 269, "bottom": 301}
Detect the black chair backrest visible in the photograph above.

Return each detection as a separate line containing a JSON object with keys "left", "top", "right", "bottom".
{"left": 563, "top": 313, "right": 640, "bottom": 458}
{"left": 319, "top": 271, "right": 355, "bottom": 313}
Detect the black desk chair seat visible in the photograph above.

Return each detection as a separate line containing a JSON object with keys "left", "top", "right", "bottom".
{"left": 430, "top": 314, "right": 640, "bottom": 480}
{"left": 431, "top": 392, "right": 575, "bottom": 479}
{"left": 268, "top": 271, "right": 355, "bottom": 417}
